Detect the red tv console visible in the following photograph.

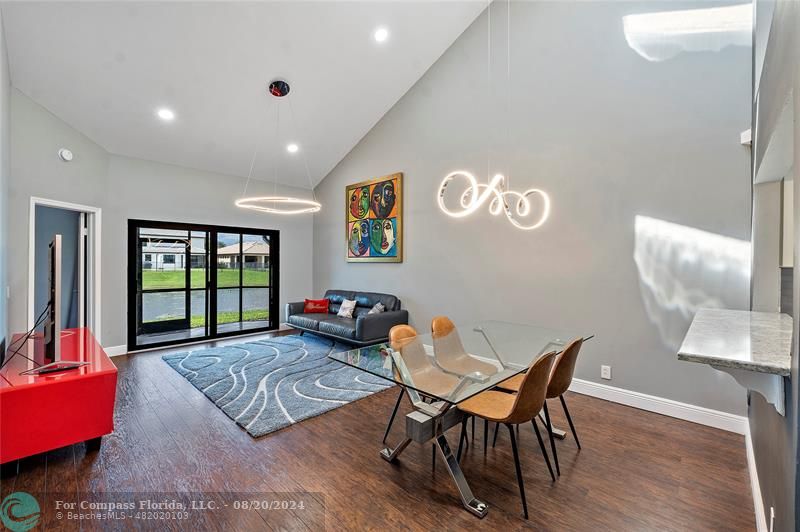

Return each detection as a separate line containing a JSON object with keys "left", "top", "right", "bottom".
{"left": 0, "top": 328, "right": 117, "bottom": 464}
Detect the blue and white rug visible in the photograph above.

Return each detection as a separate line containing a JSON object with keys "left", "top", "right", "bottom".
{"left": 162, "top": 335, "right": 393, "bottom": 437}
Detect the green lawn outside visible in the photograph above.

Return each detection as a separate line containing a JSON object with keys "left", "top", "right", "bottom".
{"left": 142, "top": 268, "right": 269, "bottom": 289}
{"left": 190, "top": 309, "right": 269, "bottom": 328}
{"left": 146, "top": 309, "right": 269, "bottom": 327}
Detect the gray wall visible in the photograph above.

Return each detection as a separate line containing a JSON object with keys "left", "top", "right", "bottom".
{"left": 8, "top": 89, "right": 314, "bottom": 348}
{"left": 752, "top": 181, "right": 781, "bottom": 312}
{"left": 34, "top": 205, "right": 80, "bottom": 329}
{"left": 0, "top": 8, "right": 10, "bottom": 348}
{"left": 313, "top": 1, "right": 752, "bottom": 414}
{"left": 749, "top": 1, "right": 799, "bottom": 530}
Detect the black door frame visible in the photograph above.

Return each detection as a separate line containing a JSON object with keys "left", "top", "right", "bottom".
{"left": 127, "top": 219, "right": 280, "bottom": 352}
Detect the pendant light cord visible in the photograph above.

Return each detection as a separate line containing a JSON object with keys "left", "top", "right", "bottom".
{"left": 486, "top": 0, "right": 491, "bottom": 184}
{"left": 287, "top": 95, "right": 318, "bottom": 201}
{"left": 242, "top": 98, "right": 275, "bottom": 197}
{"left": 506, "top": 0, "right": 511, "bottom": 190}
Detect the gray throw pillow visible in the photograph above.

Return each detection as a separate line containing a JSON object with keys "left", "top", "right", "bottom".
{"left": 337, "top": 298, "right": 357, "bottom": 318}
{"left": 367, "top": 302, "right": 386, "bottom": 315}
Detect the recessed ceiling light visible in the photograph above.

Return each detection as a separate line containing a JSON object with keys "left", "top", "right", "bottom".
{"left": 374, "top": 27, "right": 389, "bottom": 43}
{"left": 286, "top": 143, "right": 299, "bottom": 154}
{"left": 157, "top": 108, "right": 175, "bottom": 121}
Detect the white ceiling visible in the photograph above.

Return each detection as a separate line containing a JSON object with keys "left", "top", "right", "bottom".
{"left": 2, "top": 1, "right": 484, "bottom": 188}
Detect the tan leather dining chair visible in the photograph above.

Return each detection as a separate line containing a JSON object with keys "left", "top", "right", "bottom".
{"left": 456, "top": 351, "right": 558, "bottom": 519}
{"left": 382, "top": 325, "right": 461, "bottom": 445}
{"left": 495, "top": 338, "right": 584, "bottom": 476}
{"left": 431, "top": 316, "right": 500, "bottom": 377}
{"left": 431, "top": 316, "right": 500, "bottom": 442}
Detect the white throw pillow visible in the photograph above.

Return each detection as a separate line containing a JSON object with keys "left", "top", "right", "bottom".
{"left": 337, "top": 298, "right": 357, "bottom": 318}
{"left": 367, "top": 302, "right": 385, "bottom": 315}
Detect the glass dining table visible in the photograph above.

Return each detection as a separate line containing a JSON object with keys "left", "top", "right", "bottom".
{"left": 328, "top": 320, "right": 592, "bottom": 518}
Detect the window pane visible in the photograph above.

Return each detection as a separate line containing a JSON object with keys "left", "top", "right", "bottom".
{"left": 242, "top": 234, "right": 270, "bottom": 286}
{"left": 216, "top": 233, "right": 240, "bottom": 288}
{"left": 140, "top": 227, "right": 188, "bottom": 290}
{"left": 190, "top": 231, "right": 208, "bottom": 288}
{"left": 216, "top": 288, "right": 240, "bottom": 325}
{"left": 190, "top": 289, "right": 207, "bottom": 329}
{"left": 241, "top": 288, "right": 269, "bottom": 328}
{"left": 141, "top": 291, "right": 185, "bottom": 323}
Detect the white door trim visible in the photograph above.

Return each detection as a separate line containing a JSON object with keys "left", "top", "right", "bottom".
{"left": 28, "top": 197, "right": 102, "bottom": 344}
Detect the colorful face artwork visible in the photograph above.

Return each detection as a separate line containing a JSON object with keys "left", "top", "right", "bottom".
{"left": 346, "top": 174, "right": 402, "bottom": 261}
{"left": 349, "top": 186, "right": 370, "bottom": 220}
{"left": 371, "top": 181, "right": 396, "bottom": 218}
{"left": 370, "top": 219, "right": 396, "bottom": 255}
{"left": 348, "top": 220, "right": 370, "bottom": 257}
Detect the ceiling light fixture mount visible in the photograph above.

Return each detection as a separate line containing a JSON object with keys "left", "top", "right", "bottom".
{"left": 268, "top": 79, "right": 291, "bottom": 98}
{"left": 235, "top": 79, "right": 321, "bottom": 215}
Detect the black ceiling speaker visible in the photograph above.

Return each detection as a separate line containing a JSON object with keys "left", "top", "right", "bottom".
{"left": 268, "top": 80, "right": 290, "bottom": 98}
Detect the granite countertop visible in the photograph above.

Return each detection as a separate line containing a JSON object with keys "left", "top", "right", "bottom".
{"left": 677, "top": 308, "right": 792, "bottom": 376}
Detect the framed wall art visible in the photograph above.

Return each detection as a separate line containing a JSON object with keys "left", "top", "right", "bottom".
{"left": 346, "top": 172, "right": 402, "bottom": 263}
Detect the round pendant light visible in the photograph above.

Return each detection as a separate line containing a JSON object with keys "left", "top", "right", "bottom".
{"left": 235, "top": 79, "right": 321, "bottom": 215}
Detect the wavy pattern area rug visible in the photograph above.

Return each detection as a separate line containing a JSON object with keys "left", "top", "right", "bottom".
{"left": 162, "top": 335, "right": 393, "bottom": 437}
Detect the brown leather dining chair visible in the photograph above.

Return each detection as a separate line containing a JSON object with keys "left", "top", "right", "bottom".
{"left": 456, "top": 351, "right": 559, "bottom": 519}
{"left": 495, "top": 337, "right": 584, "bottom": 476}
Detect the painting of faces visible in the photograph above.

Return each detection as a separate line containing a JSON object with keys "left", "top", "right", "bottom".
{"left": 346, "top": 173, "right": 402, "bottom": 262}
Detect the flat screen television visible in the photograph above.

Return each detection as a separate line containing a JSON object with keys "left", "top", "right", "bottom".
{"left": 18, "top": 234, "right": 87, "bottom": 376}
{"left": 44, "top": 234, "right": 62, "bottom": 363}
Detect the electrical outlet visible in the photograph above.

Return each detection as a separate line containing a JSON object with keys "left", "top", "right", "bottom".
{"left": 601, "top": 365, "right": 612, "bottom": 380}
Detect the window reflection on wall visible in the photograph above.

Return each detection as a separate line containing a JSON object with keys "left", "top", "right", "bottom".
{"left": 633, "top": 215, "right": 751, "bottom": 350}
{"left": 622, "top": 3, "right": 751, "bottom": 62}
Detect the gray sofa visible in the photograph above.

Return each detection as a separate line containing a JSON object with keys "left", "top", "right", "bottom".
{"left": 286, "top": 289, "right": 408, "bottom": 346}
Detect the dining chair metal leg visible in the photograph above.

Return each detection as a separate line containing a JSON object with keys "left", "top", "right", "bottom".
{"left": 471, "top": 416, "right": 475, "bottom": 441}
{"left": 507, "top": 423, "right": 528, "bottom": 520}
{"left": 383, "top": 387, "right": 405, "bottom": 444}
{"left": 530, "top": 419, "right": 556, "bottom": 482}
{"left": 432, "top": 443, "right": 436, "bottom": 469}
{"left": 560, "top": 395, "right": 581, "bottom": 449}
{"left": 483, "top": 419, "right": 488, "bottom": 455}
{"left": 492, "top": 422, "right": 499, "bottom": 447}
{"left": 456, "top": 417, "right": 468, "bottom": 462}
{"left": 542, "top": 401, "right": 560, "bottom": 476}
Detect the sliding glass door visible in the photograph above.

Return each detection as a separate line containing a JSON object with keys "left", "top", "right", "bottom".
{"left": 128, "top": 220, "right": 279, "bottom": 351}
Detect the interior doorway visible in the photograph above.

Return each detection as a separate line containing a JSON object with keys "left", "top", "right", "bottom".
{"left": 28, "top": 197, "right": 102, "bottom": 343}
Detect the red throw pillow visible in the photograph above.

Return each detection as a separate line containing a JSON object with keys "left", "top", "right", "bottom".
{"left": 304, "top": 298, "right": 329, "bottom": 314}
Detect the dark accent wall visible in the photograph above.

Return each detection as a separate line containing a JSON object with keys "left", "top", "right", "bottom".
{"left": 750, "top": 1, "right": 799, "bottom": 531}
{"left": 781, "top": 267, "right": 793, "bottom": 316}
{"left": 34, "top": 205, "right": 80, "bottom": 329}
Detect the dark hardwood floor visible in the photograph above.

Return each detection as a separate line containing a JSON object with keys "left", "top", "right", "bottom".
{"left": 1, "top": 330, "right": 755, "bottom": 531}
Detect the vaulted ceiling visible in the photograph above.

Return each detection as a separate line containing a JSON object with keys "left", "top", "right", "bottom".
{"left": 2, "top": 1, "right": 484, "bottom": 188}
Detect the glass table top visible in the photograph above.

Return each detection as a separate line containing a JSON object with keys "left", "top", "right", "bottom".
{"left": 328, "top": 320, "right": 591, "bottom": 405}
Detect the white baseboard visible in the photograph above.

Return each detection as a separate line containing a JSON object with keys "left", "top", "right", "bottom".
{"left": 745, "top": 426, "right": 769, "bottom": 532}
{"left": 103, "top": 344, "right": 128, "bottom": 357}
{"left": 568, "top": 378, "right": 748, "bottom": 434}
